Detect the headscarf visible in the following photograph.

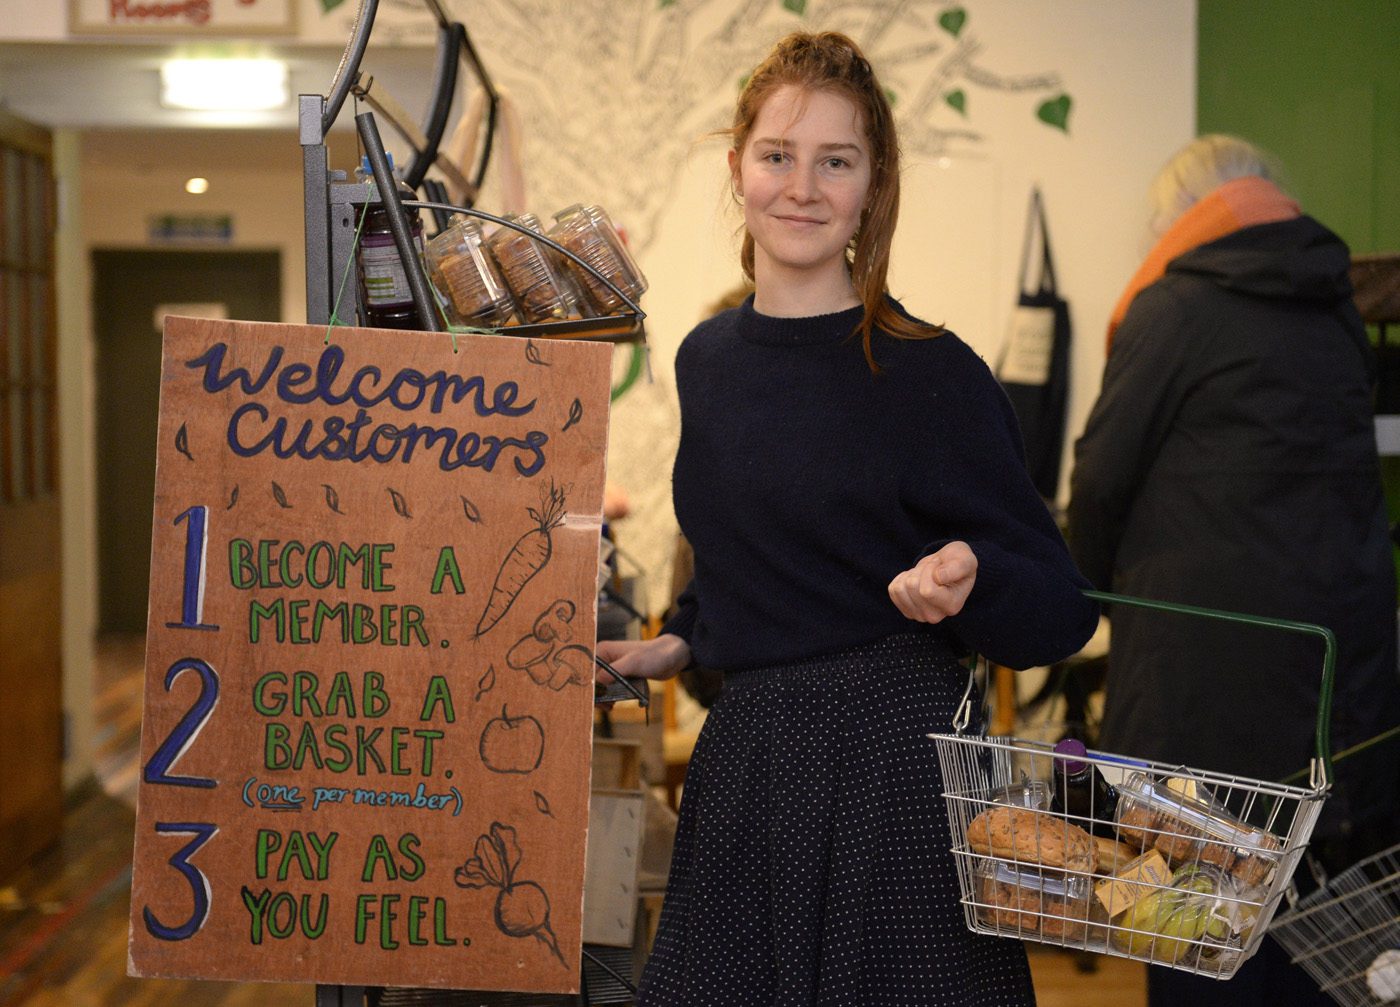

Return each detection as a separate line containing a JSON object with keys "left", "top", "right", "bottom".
{"left": 1106, "top": 176, "right": 1300, "bottom": 353}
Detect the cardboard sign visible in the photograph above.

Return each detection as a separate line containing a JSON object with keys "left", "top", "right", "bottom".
{"left": 128, "top": 317, "right": 612, "bottom": 993}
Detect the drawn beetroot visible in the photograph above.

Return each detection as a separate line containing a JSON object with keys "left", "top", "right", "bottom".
{"left": 475, "top": 482, "right": 568, "bottom": 638}
{"left": 454, "top": 822, "right": 564, "bottom": 966}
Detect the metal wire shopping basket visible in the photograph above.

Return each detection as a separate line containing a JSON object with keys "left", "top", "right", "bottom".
{"left": 1269, "top": 841, "right": 1400, "bottom": 1005}
{"left": 931, "top": 591, "right": 1336, "bottom": 980}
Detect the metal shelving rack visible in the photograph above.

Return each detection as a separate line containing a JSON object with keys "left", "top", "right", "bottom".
{"left": 301, "top": 2, "right": 644, "bottom": 1003}
{"left": 301, "top": 0, "right": 645, "bottom": 343}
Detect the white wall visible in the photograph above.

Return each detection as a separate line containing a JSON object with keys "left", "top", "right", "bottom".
{"left": 321, "top": 0, "right": 1196, "bottom": 614}
{"left": 11, "top": 0, "right": 1198, "bottom": 655}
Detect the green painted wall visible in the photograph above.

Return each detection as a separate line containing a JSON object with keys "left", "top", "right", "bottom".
{"left": 1197, "top": 1, "right": 1400, "bottom": 255}
{"left": 1200, "top": 1, "right": 1400, "bottom": 578}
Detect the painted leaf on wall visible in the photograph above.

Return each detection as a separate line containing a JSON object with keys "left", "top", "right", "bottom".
{"left": 1037, "top": 94, "right": 1072, "bottom": 132}
{"left": 938, "top": 7, "right": 967, "bottom": 37}
{"left": 945, "top": 89, "right": 967, "bottom": 116}
{"left": 782, "top": 0, "right": 807, "bottom": 15}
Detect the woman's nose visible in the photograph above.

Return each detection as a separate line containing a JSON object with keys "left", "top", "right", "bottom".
{"left": 785, "top": 164, "right": 818, "bottom": 201}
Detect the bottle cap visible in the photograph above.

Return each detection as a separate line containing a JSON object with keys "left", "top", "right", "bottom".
{"left": 1053, "top": 737, "right": 1089, "bottom": 776}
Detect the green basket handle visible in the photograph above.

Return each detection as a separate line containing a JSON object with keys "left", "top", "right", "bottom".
{"left": 1085, "top": 589, "right": 1336, "bottom": 792}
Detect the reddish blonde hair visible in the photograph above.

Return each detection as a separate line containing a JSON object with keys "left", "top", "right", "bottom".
{"left": 728, "top": 31, "right": 941, "bottom": 368}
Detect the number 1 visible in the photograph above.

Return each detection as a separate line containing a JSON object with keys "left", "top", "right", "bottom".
{"left": 168, "top": 505, "right": 219, "bottom": 631}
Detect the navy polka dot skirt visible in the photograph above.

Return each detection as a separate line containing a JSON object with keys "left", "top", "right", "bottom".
{"left": 638, "top": 633, "right": 1035, "bottom": 1006}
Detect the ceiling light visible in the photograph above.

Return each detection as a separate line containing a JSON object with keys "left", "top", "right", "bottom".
{"left": 161, "top": 59, "right": 288, "bottom": 112}
{"left": 185, "top": 177, "right": 210, "bottom": 195}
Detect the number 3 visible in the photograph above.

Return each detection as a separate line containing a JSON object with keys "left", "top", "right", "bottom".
{"left": 143, "top": 822, "right": 218, "bottom": 940}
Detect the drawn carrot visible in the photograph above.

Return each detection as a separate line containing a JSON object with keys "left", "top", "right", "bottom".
{"left": 474, "top": 481, "right": 567, "bottom": 638}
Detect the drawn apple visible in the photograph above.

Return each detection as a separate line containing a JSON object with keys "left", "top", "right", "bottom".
{"left": 479, "top": 705, "right": 545, "bottom": 774}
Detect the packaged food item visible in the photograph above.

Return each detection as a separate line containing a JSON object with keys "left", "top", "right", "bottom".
{"left": 987, "top": 779, "right": 1053, "bottom": 811}
{"left": 485, "top": 213, "right": 585, "bottom": 323}
{"left": 353, "top": 155, "right": 429, "bottom": 330}
{"left": 1092, "top": 834, "right": 1142, "bottom": 875}
{"left": 547, "top": 203, "right": 647, "bottom": 315}
{"left": 975, "top": 858, "right": 1104, "bottom": 941}
{"left": 1113, "top": 772, "right": 1282, "bottom": 888}
{"left": 1108, "top": 863, "right": 1254, "bottom": 965}
{"left": 1367, "top": 949, "right": 1400, "bottom": 1002}
{"left": 1094, "top": 849, "right": 1172, "bottom": 919}
{"left": 425, "top": 217, "right": 517, "bottom": 328}
{"left": 966, "top": 805, "right": 1098, "bottom": 874}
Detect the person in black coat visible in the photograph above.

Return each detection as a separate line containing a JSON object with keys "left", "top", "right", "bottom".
{"left": 1070, "top": 134, "right": 1400, "bottom": 1007}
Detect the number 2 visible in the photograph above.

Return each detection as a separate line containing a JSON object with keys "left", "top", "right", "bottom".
{"left": 143, "top": 658, "right": 219, "bottom": 789}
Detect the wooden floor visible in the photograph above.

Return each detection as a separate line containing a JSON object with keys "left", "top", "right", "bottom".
{"left": 0, "top": 635, "right": 1146, "bottom": 1007}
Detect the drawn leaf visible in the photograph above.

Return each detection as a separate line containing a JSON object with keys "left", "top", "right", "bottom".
{"left": 524, "top": 340, "right": 549, "bottom": 366}
{"left": 945, "top": 89, "right": 967, "bottom": 116}
{"left": 454, "top": 857, "right": 494, "bottom": 890}
{"left": 490, "top": 822, "right": 523, "bottom": 877}
{"left": 938, "top": 6, "right": 967, "bottom": 37}
{"left": 271, "top": 482, "right": 292, "bottom": 509}
{"left": 658, "top": 0, "right": 677, "bottom": 6}
{"left": 781, "top": 0, "right": 806, "bottom": 15}
{"left": 388, "top": 487, "right": 413, "bottom": 518}
{"left": 562, "top": 398, "right": 583, "bottom": 432}
{"left": 1037, "top": 93, "right": 1072, "bottom": 132}
{"left": 534, "top": 791, "right": 553, "bottom": 817}
{"left": 460, "top": 495, "right": 483, "bottom": 524}
{"left": 883, "top": 86, "right": 899, "bottom": 109}
{"left": 174, "top": 423, "right": 194, "bottom": 461}
{"left": 226, "top": 485, "right": 240, "bottom": 510}
{"left": 323, "top": 484, "right": 344, "bottom": 514}
{"left": 319, "top": 0, "right": 347, "bottom": 10}
{"left": 475, "top": 664, "right": 497, "bottom": 702}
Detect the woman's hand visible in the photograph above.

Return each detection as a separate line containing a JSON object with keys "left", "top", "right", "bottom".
{"left": 888, "top": 541, "right": 978, "bottom": 624}
{"left": 596, "top": 633, "right": 692, "bottom": 683}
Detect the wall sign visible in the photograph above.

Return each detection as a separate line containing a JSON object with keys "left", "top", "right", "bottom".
{"left": 127, "top": 317, "right": 611, "bottom": 994}
{"left": 70, "top": 0, "right": 296, "bottom": 36}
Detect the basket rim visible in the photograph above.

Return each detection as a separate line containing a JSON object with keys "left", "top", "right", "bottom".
{"left": 928, "top": 731, "right": 1327, "bottom": 802}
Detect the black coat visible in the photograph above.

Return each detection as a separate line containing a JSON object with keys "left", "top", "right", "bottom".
{"left": 1069, "top": 217, "right": 1400, "bottom": 838}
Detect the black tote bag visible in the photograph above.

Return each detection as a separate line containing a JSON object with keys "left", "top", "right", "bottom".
{"left": 996, "top": 187, "right": 1072, "bottom": 502}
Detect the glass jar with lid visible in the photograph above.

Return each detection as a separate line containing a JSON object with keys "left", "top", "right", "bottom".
{"left": 547, "top": 203, "right": 648, "bottom": 315}
{"left": 484, "top": 213, "right": 585, "bottom": 323}
{"left": 425, "top": 216, "right": 517, "bottom": 328}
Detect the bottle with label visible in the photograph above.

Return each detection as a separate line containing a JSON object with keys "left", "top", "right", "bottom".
{"left": 353, "top": 154, "right": 428, "bottom": 330}
{"left": 1050, "top": 738, "right": 1120, "bottom": 837}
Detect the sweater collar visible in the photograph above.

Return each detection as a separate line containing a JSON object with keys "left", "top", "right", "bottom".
{"left": 736, "top": 295, "right": 866, "bottom": 347}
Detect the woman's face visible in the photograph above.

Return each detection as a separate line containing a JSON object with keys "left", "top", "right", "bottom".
{"left": 730, "top": 84, "right": 872, "bottom": 291}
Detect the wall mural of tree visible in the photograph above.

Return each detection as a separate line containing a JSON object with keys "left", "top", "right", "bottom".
{"left": 320, "top": 0, "right": 1072, "bottom": 256}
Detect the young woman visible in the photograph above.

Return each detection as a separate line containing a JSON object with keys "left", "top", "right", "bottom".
{"left": 600, "top": 31, "right": 1098, "bottom": 1005}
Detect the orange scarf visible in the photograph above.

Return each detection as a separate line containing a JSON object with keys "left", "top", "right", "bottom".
{"left": 1106, "top": 176, "right": 1301, "bottom": 353}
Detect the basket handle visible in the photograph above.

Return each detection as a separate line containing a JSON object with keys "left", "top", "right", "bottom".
{"left": 1085, "top": 589, "right": 1336, "bottom": 791}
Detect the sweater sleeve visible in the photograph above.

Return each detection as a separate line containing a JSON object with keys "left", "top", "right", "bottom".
{"left": 913, "top": 347, "right": 1099, "bottom": 670}
{"left": 659, "top": 578, "right": 699, "bottom": 643}
{"left": 1068, "top": 284, "right": 1192, "bottom": 590}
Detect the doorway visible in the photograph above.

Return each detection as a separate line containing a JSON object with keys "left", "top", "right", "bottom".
{"left": 91, "top": 249, "right": 281, "bottom": 633}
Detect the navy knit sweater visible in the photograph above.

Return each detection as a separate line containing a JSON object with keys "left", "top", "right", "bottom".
{"left": 661, "top": 296, "right": 1098, "bottom": 671}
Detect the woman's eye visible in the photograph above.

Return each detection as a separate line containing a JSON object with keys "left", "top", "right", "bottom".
{"left": 762, "top": 151, "right": 786, "bottom": 165}
{"left": 824, "top": 157, "right": 850, "bottom": 170}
